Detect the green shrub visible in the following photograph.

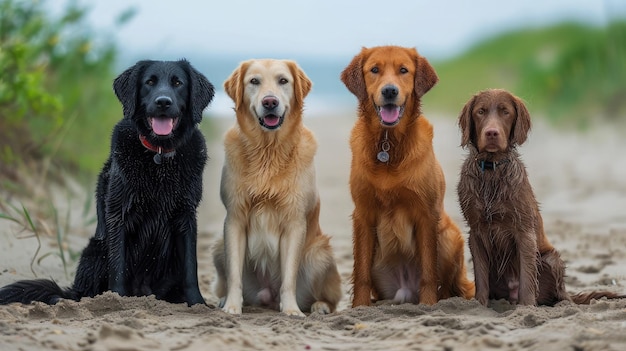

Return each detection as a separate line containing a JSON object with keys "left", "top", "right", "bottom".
{"left": 0, "top": 0, "right": 131, "bottom": 175}
{"left": 427, "top": 21, "right": 626, "bottom": 126}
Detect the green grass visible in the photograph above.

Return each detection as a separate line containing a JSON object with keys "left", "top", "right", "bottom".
{"left": 425, "top": 21, "right": 626, "bottom": 127}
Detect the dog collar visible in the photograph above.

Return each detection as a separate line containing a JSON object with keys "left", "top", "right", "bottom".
{"left": 477, "top": 158, "right": 509, "bottom": 172}
{"left": 139, "top": 135, "right": 176, "bottom": 164}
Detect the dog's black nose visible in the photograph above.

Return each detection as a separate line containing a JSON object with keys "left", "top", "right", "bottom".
{"left": 155, "top": 96, "right": 173, "bottom": 109}
{"left": 381, "top": 85, "right": 399, "bottom": 100}
{"left": 262, "top": 96, "right": 279, "bottom": 110}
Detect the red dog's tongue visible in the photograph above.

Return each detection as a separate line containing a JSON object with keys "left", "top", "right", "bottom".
{"left": 380, "top": 106, "right": 400, "bottom": 124}
{"left": 264, "top": 115, "right": 280, "bottom": 127}
{"left": 151, "top": 118, "right": 173, "bottom": 135}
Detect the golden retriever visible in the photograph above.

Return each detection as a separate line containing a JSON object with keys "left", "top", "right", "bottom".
{"left": 341, "top": 46, "right": 475, "bottom": 307}
{"left": 213, "top": 59, "right": 342, "bottom": 316}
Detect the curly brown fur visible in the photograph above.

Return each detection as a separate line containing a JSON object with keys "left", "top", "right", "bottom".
{"left": 457, "top": 89, "right": 624, "bottom": 306}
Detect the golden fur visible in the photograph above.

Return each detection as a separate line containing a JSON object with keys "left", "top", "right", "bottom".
{"left": 213, "top": 59, "right": 342, "bottom": 316}
{"left": 341, "top": 46, "right": 475, "bottom": 307}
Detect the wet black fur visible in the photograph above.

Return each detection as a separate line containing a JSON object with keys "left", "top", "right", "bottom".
{"left": 0, "top": 59, "right": 215, "bottom": 306}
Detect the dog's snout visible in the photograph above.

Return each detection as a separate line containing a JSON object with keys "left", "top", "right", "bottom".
{"left": 485, "top": 128, "right": 500, "bottom": 139}
{"left": 262, "top": 96, "right": 279, "bottom": 110}
{"left": 155, "top": 96, "right": 173, "bottom": 109}
{"left": 381, "top": 85, "right": 399, "bottom": 100}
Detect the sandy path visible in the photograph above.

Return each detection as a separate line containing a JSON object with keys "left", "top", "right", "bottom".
{"left": 1, "top": 112, "right": 625, "bottom": 351}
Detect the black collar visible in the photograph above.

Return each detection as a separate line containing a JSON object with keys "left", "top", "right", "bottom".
{"left": 477, "top": 159, "right": 509, "bottom": 172}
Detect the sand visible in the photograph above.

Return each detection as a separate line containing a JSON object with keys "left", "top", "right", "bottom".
{"left": 1, "top": 111, "right": 625, "bottom": 351}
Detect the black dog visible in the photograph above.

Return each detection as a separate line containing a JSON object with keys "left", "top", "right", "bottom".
{"left": 0, "top": 59, "right": 214, "bottom": 306}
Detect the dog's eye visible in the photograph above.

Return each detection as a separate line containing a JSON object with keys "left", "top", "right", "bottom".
{"left": 476, "top": 109, "right": 485, "bottom": 116}
{"left": 279, "top": 78, "right": 288, "bottom": 85}
{"left": 400, "top": 67, "right": 408, "bottom": 74}
{"left": 173, "top": 79, "right": 183, "bottom": 87}
{"left": 370, "top": 67, "right": 379, "bottom": 74}
{"left": 250, "top": 78, "right": 260, "bottom": 85}
{"left": 146, "top": 79, "right": 155, "bottom": 86}
{"left": 502, "top": 109, "right": 510, "bottom": 115}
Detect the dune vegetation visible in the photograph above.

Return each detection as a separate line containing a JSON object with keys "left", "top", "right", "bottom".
{"left": 427, "top": 21, "right": 626, "bottom": 127}
{"left": 1, "top": 0, "right": 624, "bottom": 179}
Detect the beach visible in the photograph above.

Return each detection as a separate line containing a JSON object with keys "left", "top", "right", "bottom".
{"left": 1, "top": 112, "right": 625, "bottom": 351}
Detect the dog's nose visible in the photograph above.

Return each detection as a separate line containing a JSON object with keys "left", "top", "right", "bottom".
{"left": 262, "top": 96, "right": 279, "bottom": 110}
{"left": 381, "top": 85, "right": 399, "bottom": 100}
{"left": 485, "top": 128, "right": 500, "bottom": 139}
{"left": 155, "top": 96, "right": 173, "bottom": 109}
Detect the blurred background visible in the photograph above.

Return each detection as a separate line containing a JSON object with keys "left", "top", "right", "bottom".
{"left": 1, "top": 0, "right": 625, "bottom": 177}
{"left": 0, "top": 0, "right": 625, "bottom": 266}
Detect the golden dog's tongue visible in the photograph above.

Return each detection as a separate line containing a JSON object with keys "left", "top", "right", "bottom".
{"left": 380, "top": 106, "right": 400, "bottom": 124}
{"left": 151, "top": 118, "right": 173, "bottom": 135}
{"left": 264, "top": 115, "right": 280, "bottom": 127}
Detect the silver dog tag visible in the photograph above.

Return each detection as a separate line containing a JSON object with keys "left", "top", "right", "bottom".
{"left": 377, "top": 151, "right": 389, "bottom": 163}
{"left": 153, "top": 153, "right": 163, "bottom": 165}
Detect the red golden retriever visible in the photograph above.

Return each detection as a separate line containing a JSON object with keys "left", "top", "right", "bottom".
{"left": 341, "top": 46, "right": 475, "bottom": 307}
{"left": 457, "top": 88, "right": 625, "bottom": 306}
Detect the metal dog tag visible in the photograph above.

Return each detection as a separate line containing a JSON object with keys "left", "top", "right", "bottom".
{"left": 377, "top": 151, "right": 389, "bottom": 163}
{"left": 153, "top": 153, "right": 163, "bottom": 165}
{"left": 377, "top": 139, "right": 390, "bottom": 163}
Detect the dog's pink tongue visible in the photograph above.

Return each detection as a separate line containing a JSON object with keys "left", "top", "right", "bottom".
{"left": 151, "top": 118, "right": 173, "bottom": 135}
{"left": 264, "top": 115, "right": 280, "bottom": 127}
{"left": 380, "top": 106, "right": 400, "bottom": 124}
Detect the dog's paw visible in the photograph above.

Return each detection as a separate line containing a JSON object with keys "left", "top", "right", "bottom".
{"left": 185, "top": 292, "right": 206, "bottom": 306}
{"left": 280, "top": 302, "right": 305, "bottom": 317}
{"left": 217, "top": 297, "right": 226, "bottom": 308}
{"left": 282, "top": 308, "right": 306, "bottom": 318}
{"left": 352, "top": 291, "right": 372, "bottom": 307}
{"left": 419, "top": 287, "right": 438, "bottom": 305}
{"left": 310, "top": 301, "right": 331, "bottom": 315}
{"left": 222, "top": 303, "right": 243, "bottom": 315}
{"left": 477, "top": 296, "right": 489, "bottom": 306}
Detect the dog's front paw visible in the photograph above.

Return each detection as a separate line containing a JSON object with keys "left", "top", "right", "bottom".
{"left": 310, "top": 301, "right": 331, "bottom": 315}
{"left": 352, "top": 295, "right": 372, "bottom": 307}
{"left": 222, "top": 303, "right": 243, "bottom": 315}
{"left": 185, "top": 292, "right": 206, "bottom": 306}
{"left": 518, "top": 296, "right": 537, "bottom": 306}
{"left": 221, "top": 290, "right": 243, "bottom": 314}
{"left": 474, "top": 288, "right": 490, "bottom": 306}
{"left": 419, "top": 288, "right": 438, "bottom": 305}
{"left": 280, "top": 302, "right": 305, "bottom": 317}
{"left": 282, "top": 308, "right": 305, "bottom": 317}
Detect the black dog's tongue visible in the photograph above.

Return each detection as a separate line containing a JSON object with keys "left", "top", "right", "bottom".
{"left": 151, "top": 117, "right": 174, "bottom": 135}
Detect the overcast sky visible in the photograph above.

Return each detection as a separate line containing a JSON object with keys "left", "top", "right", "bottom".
{"left": 50, "top": 0, "right": 625, "bottom": 60}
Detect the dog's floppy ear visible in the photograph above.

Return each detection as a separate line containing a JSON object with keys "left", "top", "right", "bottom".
{"left": 223, "top": 61, "right": 250, "bottom": 109}
{"left": 113, "top": 60, "right": 152, "bottom": 119}
{"left": 458, "top": 94, "right": 476, "bottom": 148}
{"left": 413, "top": 51, "right": 439, "bottom": 98}
{"left": 288, "top": 60, "right": 312, "bottom": 107}
{"left": 340, "top": 48, "right": 367, "bottom": 101}
{"left": 181, "top": 59, "right": 215, "bottom": 124}
{"left": 510, "top": 94, "right": 531, "bottom": 146}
